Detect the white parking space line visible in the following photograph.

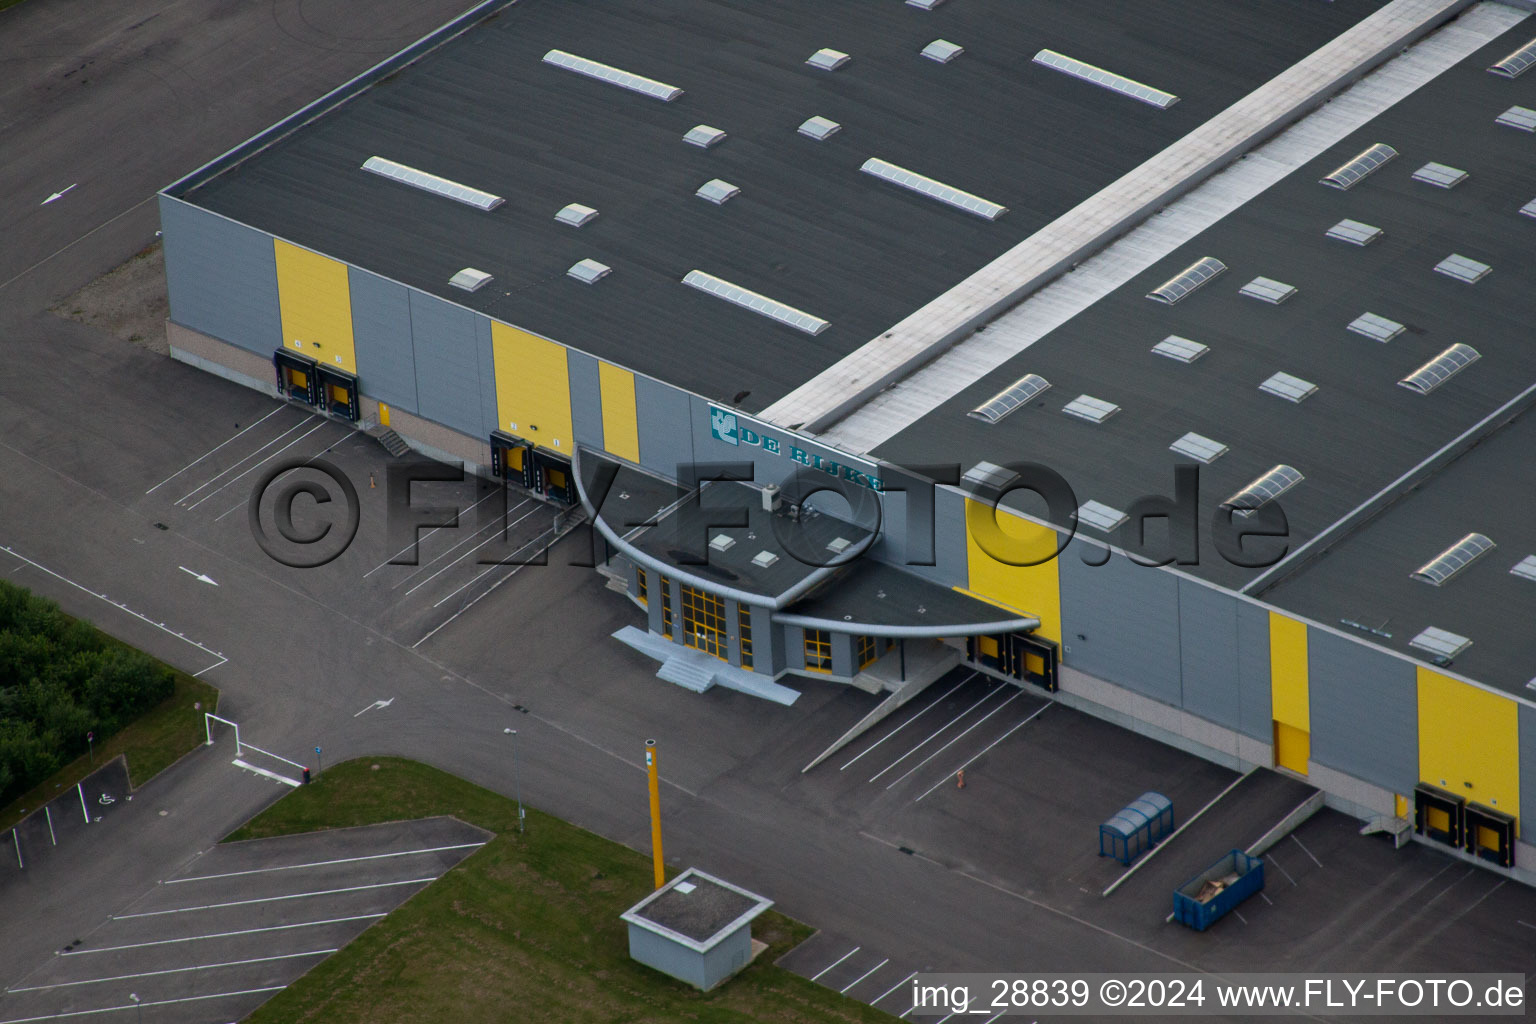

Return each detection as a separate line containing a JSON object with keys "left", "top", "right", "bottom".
{"left": 871, "top": 970, "right": 918, "bottom": 1006}
{"left": 400, "top": 506, "right": 539, "bottom": 597}
{"left": 6, "top": 950, "right": 338, "bottom": 991}
{"left": 914, "top": 701, "right": 1049, "bottom": 803}
{"left": 145, "top": 407, "right": 288, "bottom": 494}
{"left": 840, "top": 675, "right": 974, "bottom": 771}
{"left": 165, "top": 842, "right": 484, "bottom": 883}
{"left": 0, "top": 986, "right": 287, "bottom": 1023}
{"left": 184, "top": 420, "right": 335, "bottom": 511}
{"left": 392, "top": 503, "right": 531, "bottom": 591}
{"left": 809, "top": 946, "right": 859, "bottom": 982}
{"left": 412, "top": 520, "right": 563, "bottom": 646}
{"left": 362, "top": 490, "right": 510, "bottom": 578}
{"left": 885, "top": 691, "right": 1024, "bottom": 791}
{"left": 62, "top": 914, "right": 386, "bottom": 955}
{"left": 1265, "top": 851, "right": 1298, "bottom": 887}
{"left": 840, "top": 957, "right": 888, "bottom": 994}
{"left": 114, "top": 878, "right": 436, "bottom": 918}
{"left": 1289, "top": 833, "right": 1323, "bottom": 869}
{"left": 172, "top": 416, "right": 318, "bottom": 505}
{"left": 869, "top": 688, "right": 1004, "bottom": 783}
{"left": 210, "top": 424, "right": 362, "bottom": 521}
{"left": 1518, "top": 920, "right": 1536, "bottom": 931}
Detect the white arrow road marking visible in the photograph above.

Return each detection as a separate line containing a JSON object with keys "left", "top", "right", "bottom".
{"left": 178, "top": 566, "right": 219, "bottom": 586}
{"left": 42, "top": 184, "right": 78, "bottom": 204}
{"left": 353, "top": 698, "right": 395, "bottom": 717}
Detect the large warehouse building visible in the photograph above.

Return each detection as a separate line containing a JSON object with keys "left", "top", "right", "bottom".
{"left": 159, "top": 0, "right": 1536, "bottom": 880}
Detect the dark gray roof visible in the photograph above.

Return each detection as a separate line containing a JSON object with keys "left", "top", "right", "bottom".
{"left": 623, "top": 868, "right": 771, "bottom": 946}
{"left": 781, "top": 558, "right": 1032, "bottom": 633}
{"left": 876, "top": 20, "right": 1536, "bottom": 596}
{"left": 176, "top": 0, "right": 1378, "bottom": 413}
{"left": 1262, "top": 406, "right": 1536, "bottom": 697}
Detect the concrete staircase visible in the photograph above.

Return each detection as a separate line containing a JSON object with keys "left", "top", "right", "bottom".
{"left": 366, "top": 424, "right": 411, "bottom": 457}
{"left": 1360, "top": 815, "right": 1414, "bottom": 849}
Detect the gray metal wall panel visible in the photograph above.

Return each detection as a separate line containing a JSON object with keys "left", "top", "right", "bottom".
{"left": 475, "top": 317, "right": 499, "bottom": 441}
{"left": 1177, "top": 579, "right": 1241, "bottom": 731}
{"left": 1236, "top": 600, "right": 1273, "bottom": 741}
{"left": 159, "top": 198, "right": 281, "bottom": 357}
{"left": 725, "top": 598, "right": 742, "bottom": 668}
{"left": 567, "top": 350, "right": 605, "bottom": 450}
{"left": 347, "top": 269, "right": 418, "bottom": 413}
{"left": 1520, "top": 705, "right": 1536, "bottom": 840}
{"left": 751, "top": 604, "right": 783, "bottom": 676}
{"left": 1307, "top": 630, "right": 1418, "bottom": 795}
{"left": 784, "top": 626, "right": 807, "bottom": 671}
{"left": 831, "top": 632, "right": 855, "bottom": 678}
{"left": 628, "top": 927, "right": 705, "bottom": 989}
{"left": 1059, "top": 542, "right": 1182, "bottom": 706}
{"left": 635, "top": 377, "right": 696, "bottom": 478}
{"left": 872, "top": 475, "right": 967, "bottom": 587}
{"left": 409, "top": 292, "right": 484, "bottom": 438}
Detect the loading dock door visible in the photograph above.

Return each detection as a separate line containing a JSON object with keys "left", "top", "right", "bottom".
{"left": 490, "top": 431, "right": 535, "bottom": 491}
{"left": 273, "top": 349, "right": 319, "bottom": 406}
{"left": 967, "top": 631, "right": 1059, "bottom": 691}
{"left": 317, "top": 365, "right": 359, "bottom": 422}
{"left": 532, "top": 449, "right": 576, "bottom": 505}
{"left": 1414, "top": 783, "right": 1465, "bottom": 849}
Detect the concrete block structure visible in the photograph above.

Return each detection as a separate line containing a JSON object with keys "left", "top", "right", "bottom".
{"left": 620, "top": 868, "right": 772, "bottom": 991}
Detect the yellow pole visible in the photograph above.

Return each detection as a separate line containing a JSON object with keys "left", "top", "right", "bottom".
{"left": 645, "top": 739, "right": 665, "bottom": 890}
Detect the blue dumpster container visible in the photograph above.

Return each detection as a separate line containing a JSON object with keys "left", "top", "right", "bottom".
{"left": 1172, "top": 849, "right": 1264, "bottom": 931}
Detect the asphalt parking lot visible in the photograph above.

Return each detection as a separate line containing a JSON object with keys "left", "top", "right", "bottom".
{"left": 0, "top": 817, "right": 487, "bottom": 1024}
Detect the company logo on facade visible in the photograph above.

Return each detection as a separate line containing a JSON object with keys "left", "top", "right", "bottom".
{"left": 710, "top": 405, "right": 883, "bottom": 492}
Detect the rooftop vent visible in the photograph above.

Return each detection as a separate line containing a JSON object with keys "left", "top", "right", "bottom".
{"left": 709, "top": 534, "right": 736, "bottom": 553}
{"left": 683, "top": 125, "right": 728, "bottom": 148}
{"left": 1169, "top": 432, "right": 1228, "bottom": 464}
{"left": 554, "top": 203, "right": 598, "bottom": 228}
{"left": 1510, "top": 555, "right": 1536, "bottom": 582}
{"left": 806, "top": 48, "right": 851, "bottom": 71}
{"left": 541, "top": 49, "right": 683, "bottom": 102}
{"left": 1319, "top": 143, "right": 1396, "bottom": 190}
{"left": 1075, "top": 500, "right": 1128, "bottom": 533}
{"left": 798, "top": 116, "right": 842, "bottom": 141}
{"left": 682, "top": 270, "right": 829, "bottom": 335}
{"left": 1223, "top": 465, "right": 1303, "bottom": 518}
{"left": 674, "top": 880, "right": 697, "bottom": 894}
{"left": 1347, "top": 312, "right": 1404, "bottom": 343}
{"left": 1495, "top": 105, "right": 1536, "bottom": 132}
{"left": 1433, "top": 254, "right": 1491, "bottom": 284}
{"left": 860, "top": 157, "right": 1007, "bottom": 220}
{"left": 921, "top": 39, "right": 964, "bottom": 64}
{"left": 1411, "top": 532, "right": 1495, "bottom": 586}
{"left": 826, "top": 536, "right": 852, "bottom": 555}
{"left": 1062, "top": 394, "right": 1119, "bottom": 424}
{"left": 1032, "top": 49, "right": 1178, "bottom": 109}
{"left": 961, "top": 460, "right": 1016, "bottom": 495}
{"left": 567, "top": 259, "right": 611, "bottom": 284}
{"left": 1399, "top": 343, "right": 1479, "bottom": 394}
{"left": 1521, "top": 198, "right": 1536, "bottom": 220}
{"left": 1259, "top": 371, "right": 1317, "bottom": 403}
{"left": 967, "top": 373, "right": 1050, "bottom": 423}
{"left": 696, "top": 179, "right": 741, "bottom": 205}
{"left": 906, "top": 0, "right": 946, "bottom": 8}
{"left": 1409, "top": 626, "right": 1471, "bottom": 660}
{"left": 448, "top": 267, "right": 493, "bottom": 292}
{"left": 1488, "top": 37, "right": 1536, "bottom": 77}
{"left": 1240, "top": 276, "right": 1298, "bottom": 305}
{"left": 1412, "top": 162, "right": 1468, "bottom": 189}
{"left": 1146, "top": 257, "right": 1226, "bottom": 304}
{"left": 1326, "top": 219, "right": 1382, "bottom": 246}
{"left": 751, "top": 550, "right": 779, "bottom": 568}
{"left": 1151, "top": 336, "right": 1209, "bottom": 363}
{"left": 361, "top": 156, "right": 504, "bottom": 211}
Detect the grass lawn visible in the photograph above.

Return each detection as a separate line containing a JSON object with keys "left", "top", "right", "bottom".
{"left": 0, "top": 672, "right": 218, "bottom": 831}
{"left": 232, "top": 757, "right": 894, "bottom": 1024}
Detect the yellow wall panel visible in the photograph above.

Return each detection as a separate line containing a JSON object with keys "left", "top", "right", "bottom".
{"left": 1274, "top": 722, "right": 1310, "bottom": 775}
{"left": 960, "top": 499, "right": 1061, "bottom": 643}
{"left": 598, "top": 362, "right": 640, "bottom": 463}
{"left": 1417, "top": 667, "right": 1520, "bottom": 814}
{"left": 274, "top": 240, "right": 356, "bottom": 373}
{"left": 1268, "top": 612, "right": 1309, "bottom": 732}
{"left": 490, "top": 322, "right": 573, "bottom": 452}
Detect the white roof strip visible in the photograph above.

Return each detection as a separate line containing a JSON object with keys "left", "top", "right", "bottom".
{"left": 696, "top": 179, "right": 740, "bottom": 205}
{"left": 1146, "top": 257, "right": 1226, "bottom": 304}
{"left": 1521, "top": 198, "right": 1536, "bottom": 220}
{"left": 1169, "top": 432, "right": 1228, "bottom": 464}
{"left": 1061, "top": 394, "right": 1119, "bottom": 424}
{"left": 567, "top": 259, "right": 611, "bottom": 284}
{"left": 554, "top": 203, "right": 598, "bottom": 228}
{"left": 1496, "top": 105, "right": 1536, "bottom": 131}
{"left": 448, "top": 268, "right": 492, "bottom": 293}
{"left": 860, "top": 157, "right": 1007, "bottom": 221}
{"left": 798, "top": 116, "right": 841, "bottom": 141}
{"left": 1488, "top": 37, "right": 1536, "bottom": 77}
{"left": 806, "top": 48, "right": 851, "bottom": 71}
{"left": 1326, "top": 218, "right": 1382, "bottom": 245}
{"left": 968, "top": 373, "right": 1051, "bottom": 423}
{"left": 1409, "top": 626, "right": 1471, "bottom": 660}
{"left": 1411, "top": 532, "right": 1495, "bottom": 586}
{"left": 1412, "top": 161, "right": 1468, "bottom": 189}
{"left": 921, "top": 40, "right": 964, "bottom": 64}
{"left": 1075, "top": 500, "right": 1128, "bottom": 533}
{"left": 1151, "top": 335, "right": 1209, "bottom": 363}
{"left": 683, "top": 125, "right": 728, "bottom": 148}
{"left": 541, "top": 49, "right": 683, "bottom": 102}
{"left": 682, "top": 270, "right": 829, "bottom": 336}
{"left": 360, "top": 156, "right": 504, "bottom": 212}
{"left": 1032, "top": 49, "right": 1178, "bottom": 109}
{"left": 1510, "top": 555, "right": 1536, "bottom": 582}
{"left": 1319, "top": 143, "right": 1397, "bottom": 189}
{"left": 1433, "top": 253, "right": 1491, "bottom": 283}
{"left": 1223, "top": 465, "right": 1303, "bottom": 518}
{"left": 1259, "top": 371, "right": 1317, "bottom": 403}
{"left": 1347, "top": 312, "right": 1404, "bottom": 342}
{"left": 1399, "top": 343, "right": 1479, "bottom": 394}
{"left": 1240, "top": 276, "right": 1297, "bottom": 304}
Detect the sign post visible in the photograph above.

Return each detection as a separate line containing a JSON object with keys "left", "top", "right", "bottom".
{"left": 645, "top": 739, "right": 664, "bottom": 890}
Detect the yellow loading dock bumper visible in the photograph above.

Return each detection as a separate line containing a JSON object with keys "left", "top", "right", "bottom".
{"left": 317, "top": 365, "right": 359, "bottom": 422}
{"left": 966, "top": 631, "right": 1059, "bottom": 691}
{"left": 273, "top": 349, "right": 319, "bottom": 406}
